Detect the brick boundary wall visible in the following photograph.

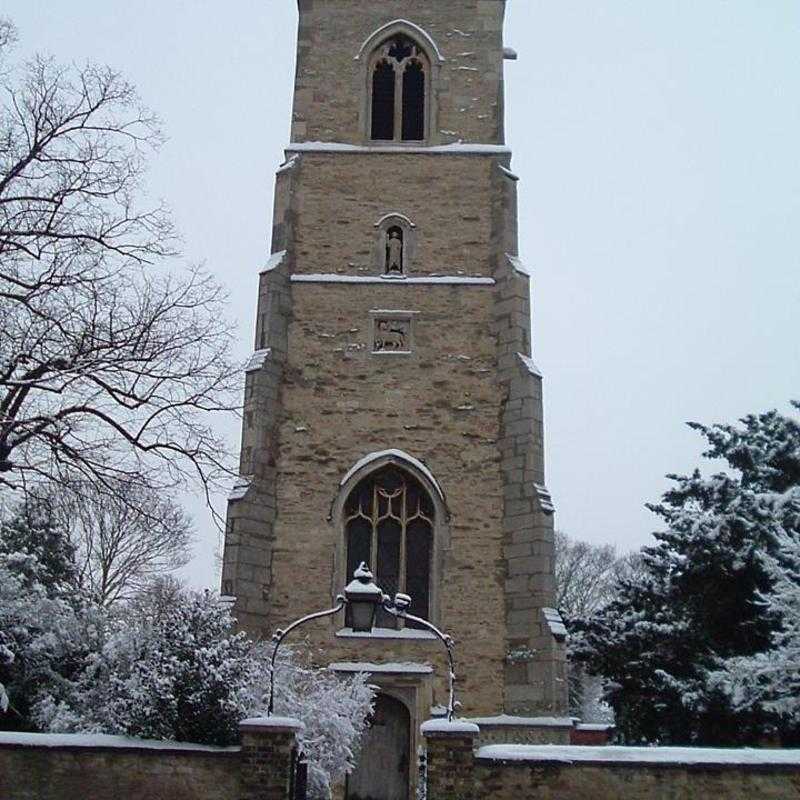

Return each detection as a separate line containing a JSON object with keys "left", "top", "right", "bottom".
{"left": 0, "top": 717, "right": 302, "bottom": 800}
{"left": 423, "top": 721, "right": 800, "bottom": 800}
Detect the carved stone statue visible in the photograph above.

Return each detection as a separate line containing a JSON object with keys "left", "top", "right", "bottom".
{"left": 386, "top": 230, "right": 404, "bottom": 274}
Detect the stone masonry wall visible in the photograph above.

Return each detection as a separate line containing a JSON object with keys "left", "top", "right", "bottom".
{"left": 475, "top": 759, "right": 800, "bottom": 800}
{"left": 268, "top": 278, "right": 507, "bottom": 716}
{"left": 0, "top": 720, "right": 300, "bottom": 800}
{"left": 288, "top": 152, "right": 499, "bottom": 278}
{"left": 0, "top": 741, "right": 238, "bottom": 800}
{"left": 292, "top": 0, "right": 507, "bottom": 145}
{"left": 424, "top": 726, "right": 800, "bottom": 800}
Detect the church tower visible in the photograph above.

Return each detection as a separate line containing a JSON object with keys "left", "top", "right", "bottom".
{"left": 222, "top": 1, "right": 567, "bottom": 794}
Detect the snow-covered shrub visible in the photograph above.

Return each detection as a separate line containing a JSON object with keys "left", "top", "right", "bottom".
{"left": 254, "top": 647, "right": 374, "bottom": 799}
{"left": 32, "top": 587, "right": 374, "bottom": 798}
{"left": 33, "top": 590, "right": 258, "bottom": 745}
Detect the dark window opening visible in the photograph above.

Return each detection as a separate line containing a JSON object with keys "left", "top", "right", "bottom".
{"left": 402, "top": 61, "right": 425, "bottom": 141}
{"left": 343, "top": 466, "right": 434, "bottom": 629}
{"left": 371, "top": 60, "right": 395, "bottom": 140}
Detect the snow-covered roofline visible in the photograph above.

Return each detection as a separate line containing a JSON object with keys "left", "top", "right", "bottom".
{"left": 354, "top": 19, "right": 445, "bottom": 64}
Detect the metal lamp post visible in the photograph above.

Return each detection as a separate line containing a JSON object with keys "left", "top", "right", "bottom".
{"left": 267, "top": 563, "right": 457, "bottom": 720}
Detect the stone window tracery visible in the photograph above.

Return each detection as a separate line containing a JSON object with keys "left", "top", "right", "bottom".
{"left": 369, "top": 35, "right": 429, "bottom": 143}
{"left": 344, "top": 466, "right": 433, "bottom": 629}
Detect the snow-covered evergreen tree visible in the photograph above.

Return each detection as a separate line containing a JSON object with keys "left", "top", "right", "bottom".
{"left": 574, "top": 403, "right": 800, "bottom": 745}
{"left": 712, "top": 526, "right": 800, "bottom": 729}
{"left": 0, "top": 500, "right": 76, "bottom": 596}
{"left": 0, "top": 551, "right": 83, "bottom": 730}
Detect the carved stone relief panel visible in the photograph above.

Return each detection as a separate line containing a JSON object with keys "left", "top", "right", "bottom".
{"left": 370, "top": 310, "right": 417, "bottom": 355}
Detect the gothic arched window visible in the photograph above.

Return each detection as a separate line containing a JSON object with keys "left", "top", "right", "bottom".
{"left": 369, "top": 35, "right": 429, "bottom": 143}
{"left": 344, "top": 466, "right": 433, "bottom": 628}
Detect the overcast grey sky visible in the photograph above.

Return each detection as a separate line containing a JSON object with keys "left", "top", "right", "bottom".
{"left": 5, "top": 1, "right": 799, "bottom": 590}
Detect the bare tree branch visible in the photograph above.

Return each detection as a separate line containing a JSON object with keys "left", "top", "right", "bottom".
{"left": 0, "top": 37, "right": 240, "bottom": 507}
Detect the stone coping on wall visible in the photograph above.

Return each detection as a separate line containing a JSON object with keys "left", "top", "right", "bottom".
{"left": 476, "top": 744, "right": 800, "bottom": 768}
{"left": 467, "top": 715, "right": 574, "bottom": 729}
{"left": 421, "top": 719, "right": 480, "bottom": 736}
{"left": 239, "top": 716, "right": 305, "bottom": 734}
{"left": 0, "top": 731, "right": 239, "bottom": 755}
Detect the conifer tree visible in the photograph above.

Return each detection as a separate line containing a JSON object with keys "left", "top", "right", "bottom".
{"left": 574, "top": 403, "right": 800, "bottom": 745}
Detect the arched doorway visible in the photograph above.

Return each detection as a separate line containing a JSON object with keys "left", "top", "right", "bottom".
{"left": 347, "top": 694, "right": 410, "bottom": 800}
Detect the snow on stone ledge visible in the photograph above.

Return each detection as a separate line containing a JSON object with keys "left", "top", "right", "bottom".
{"left": 0, "top": 731, "right": 237, "bottom": 753}
{"left": 340, "top": 449, "right": 445, "bottom": 501}
{"left": 542, "top": 607, "right": 567, "bottom": 640}
{"left": 290, "top": 274, "right": 494, "bottom": 286}
{"left": 261, "top": 250, "right": 287, "bottom": 273}
{"left": 276, "top": 156, "right": 299, "bottom": 175}
{"left": 228, "top": 475, "right": 253, "bottom": 502}
{"left": 245, "top": 348, "right": 271, "bottom": 372}
{"left": 535, "top": 484, "right": 556, "bottom": 515}
{"left": 336, "top": 626, "right": 436, "bottom": 641}
{"left": 468, "top": 715, "right": 574, "bottom": 728}
{"left": 517, "top": 352, "right": 542, "bottom": 378}
{"left": 476, "top": 744, "right": 800, "bottom": 767}
{"left": 329, "top": 661, "right": 433, "bottom": 675}
{"left": 287, "top": 141, "right": 511, "bottom": 156}
{"left": 506, "top": 253, "right": 530, "bottom": 275}
{"left": 421, "top": 719, "right": 480, "bottom": 736}
{"left": 240, "top": 716, "right": 305, "bottom": 732}
{"left": 498, "top": 164, "right": 520, "bottom": 181}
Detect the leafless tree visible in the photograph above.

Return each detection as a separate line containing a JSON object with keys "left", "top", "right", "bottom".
{"left": 0, "top": 30, "right": 239, "bottom": 509}
{"left": 554, "top": 530, "right": 643, "bottom": 722}
{"left": 555, "top": 531, "right": 624, "bottom": 620}
{"left": 44, "top": 480, "right": 194, "bottom": 606}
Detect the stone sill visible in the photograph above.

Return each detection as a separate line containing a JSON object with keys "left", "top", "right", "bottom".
{"left": 335, "top": 627, "right": 436, "bottom": 641}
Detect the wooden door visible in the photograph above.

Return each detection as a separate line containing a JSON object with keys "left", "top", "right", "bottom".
{"left": 347, "top": 694, "right": 410, "bottom": 800}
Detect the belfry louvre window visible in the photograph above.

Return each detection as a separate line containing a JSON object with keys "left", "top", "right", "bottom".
{"left": 344, "top": 466, "right": 433, "bottom": 628}
{"left": 369, "top": 35, "right": 428, "bottom": 143}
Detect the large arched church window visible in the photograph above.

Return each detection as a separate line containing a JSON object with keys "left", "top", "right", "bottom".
{"left": 369, "top": 35, "right": 429, "bottom": 143}
{"left": 344, "top": 466, "right": 433, "bottom": 628}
